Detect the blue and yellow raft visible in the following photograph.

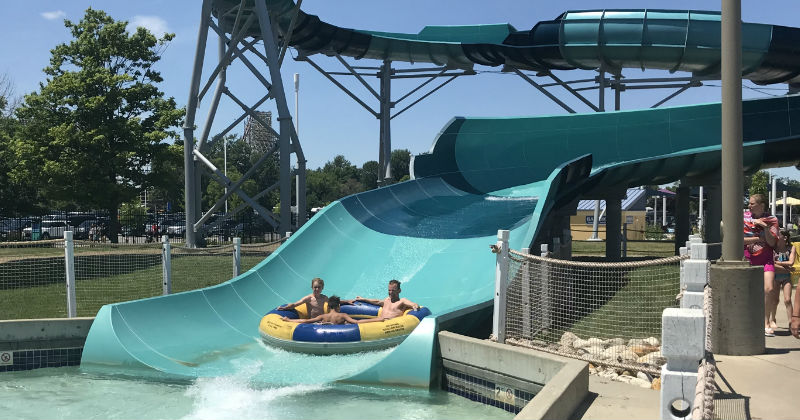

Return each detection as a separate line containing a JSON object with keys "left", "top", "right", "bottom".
{"left": 259, "top": 301, "right": 432, "bottom": 354}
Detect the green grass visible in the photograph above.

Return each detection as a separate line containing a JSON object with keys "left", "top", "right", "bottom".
{"left": 572, "top": 240, "right": 675, "bottom": 257}
{"left": 521, "top": 263, "right": 681, "bottom": 343}
{"left": 0, "top": 252, "right": 273, "bottom": 320}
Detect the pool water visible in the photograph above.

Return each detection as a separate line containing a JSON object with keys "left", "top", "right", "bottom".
{"left": 1, "top": 366, "right": 514, "bottom": 420}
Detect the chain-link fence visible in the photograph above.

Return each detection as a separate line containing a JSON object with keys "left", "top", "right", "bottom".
{"left": 0, "top": 236, "right": 284, "bottom": 320}
{"left": 72, "top": 242, "right": 163, "bottom": 317}
{"left": 503, "top": 250, "right": 684, "bottom": 376}
{"left": 0, "top": 240, "right": 68, "bottom": 319}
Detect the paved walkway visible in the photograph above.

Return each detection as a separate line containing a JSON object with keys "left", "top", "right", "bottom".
{"left": 575, "top": 299, "right": 800, "bottom": 420}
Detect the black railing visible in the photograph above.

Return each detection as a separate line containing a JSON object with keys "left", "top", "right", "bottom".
{"left": 0, "top": 211, "right": 280, "bottom": 245}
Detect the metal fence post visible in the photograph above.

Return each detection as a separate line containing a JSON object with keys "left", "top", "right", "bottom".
{"left": 64, "top": 231, "right": 77, "bottom": 318}
{"left": 492, "top": 229, "right": 510, "bottom": 343}
{"left": 521, "top": 247, "right": 531, "bottom": 339}
{"left": 162, "top": 235, "right": 172, "bottom": 295}
{"left": 552, "top": 236, "right": 561, "bottom": 259}
{"left": 233, "top": 237, "right": 241, "bottom": 277}
{"left": 622, "top": 223, "right": 628, "bottom": 258}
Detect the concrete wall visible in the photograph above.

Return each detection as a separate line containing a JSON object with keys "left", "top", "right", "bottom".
{"left": 0, "top": 318, "right": 94, "bottom": 372}
{"left": 438, "top": 331, "right": 588, "bottom": 420}
{"left": 0, "top": 318, "right": 94, "bottom": 351}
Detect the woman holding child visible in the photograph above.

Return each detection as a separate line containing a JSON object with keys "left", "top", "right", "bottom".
{"left": 743, "top": 194, "right": 783, "bottom": 336}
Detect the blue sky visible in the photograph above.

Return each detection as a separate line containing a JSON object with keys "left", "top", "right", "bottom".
{"left": 2, "top": 1, "right": 799, "bottom": 182}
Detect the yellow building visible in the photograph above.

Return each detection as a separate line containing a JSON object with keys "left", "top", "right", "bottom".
{"left": 570, "top": 187, "right": 658, "bottom": 240}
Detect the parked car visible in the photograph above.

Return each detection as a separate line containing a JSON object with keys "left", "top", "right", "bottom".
{"left": 166, "top": 220, "right": 186, "bottom": 238}
{"left": 23, "top": 221, "right": 69, "bottom": 240}
{"left": 0, "top": 219, "right": 32, "bottom": 241}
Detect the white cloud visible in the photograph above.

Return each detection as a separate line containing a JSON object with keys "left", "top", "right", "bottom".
{"left": 128, "top": 15, "right": 170, "bottom": 37}
{"left": 41, "top": 10, "right": 66, "bottom": 20}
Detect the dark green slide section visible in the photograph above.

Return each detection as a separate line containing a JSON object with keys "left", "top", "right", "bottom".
{"left": 246, "top": 1, "right": 800, "bottom": 84}
{"left": 81, "top": 95, "right": 800, "bottom": 384}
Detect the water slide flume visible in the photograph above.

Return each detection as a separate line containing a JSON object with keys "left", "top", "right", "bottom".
{"left": 259, "top": 302, "right": 432, "bottom": 355}
{"left": 81, "top": 4, "right": 800, "bottom": 386}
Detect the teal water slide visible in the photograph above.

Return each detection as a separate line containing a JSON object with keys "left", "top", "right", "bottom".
{"left": 81, "top": 5, "right": 800, "bottom": 386}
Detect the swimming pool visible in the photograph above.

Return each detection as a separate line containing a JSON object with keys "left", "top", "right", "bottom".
{"left": 2, "top": 341, "right": 513, "bottom": 420}
{"left": 2, "top": 367, "right": 513, "bottom": 420}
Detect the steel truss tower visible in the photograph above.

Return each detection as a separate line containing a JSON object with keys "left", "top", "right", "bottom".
{"left": 183, "top": 0, "right": 306, "bottom": 247}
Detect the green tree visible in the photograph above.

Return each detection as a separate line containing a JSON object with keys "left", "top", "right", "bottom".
{"left": 0, "top": 73, "right": 37, "bottom": 215}
{"left": 10, "top": 9, "right": 184, "bottom": 241}
{"left": 390, "top": 149, "right": 411, "bottom": 181}
{"left": 749, "top": 170, "right": 770, "bottom": 197}
{"left": 360, "top": 160, "right": 380, "bottom": 190}
{"left": 323, "top": 155, "right": 359, "bottom": 182}
{"left": 119, "top": 200, "right": 146, "bottom": 235}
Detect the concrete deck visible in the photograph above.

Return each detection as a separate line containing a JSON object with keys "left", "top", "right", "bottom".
{"left": 575, "top": 296, "right": 800, "bottom": 420}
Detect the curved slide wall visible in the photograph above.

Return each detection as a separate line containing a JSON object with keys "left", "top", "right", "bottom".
{"left": 81, "top": 94, "right": 800, "bottom": 384}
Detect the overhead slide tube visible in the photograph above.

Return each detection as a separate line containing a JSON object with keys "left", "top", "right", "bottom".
{"left": 254, "top": 0, "right": 800, "bottom": 86}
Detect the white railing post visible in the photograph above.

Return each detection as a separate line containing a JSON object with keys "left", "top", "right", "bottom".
{"left": 660, "top": 308, "right": 705, "bottom": 420}
{"left": 233, "top": 237, "right": 241, "bottom": 277}
{"left": 162, "top": 235, "right": 172, "bottom": 295}
{"left": 492, "top": 229, "right": 510, "bottom": 343}
{"left": 64, "top": 231, "right": 77, "bottom": 318}
{"left": 681, "top": 243, "right": 709, "bottom": 309}
{"left": 521, "top": 247, "right": 531, "bottom": 339}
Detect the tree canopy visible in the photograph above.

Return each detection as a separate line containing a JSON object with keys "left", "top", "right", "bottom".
{"left": 10, "top": 8, "right": 184, "bottom": 238}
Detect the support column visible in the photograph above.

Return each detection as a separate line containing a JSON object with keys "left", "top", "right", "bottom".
{"left": 379, "top": 59, "right": 393, "bottom": 182}
{"left": 675, "top": 184, "right": 690, "bottom": 255}
{"left": 712, "top": 0, "right": 763, "bottom": 356}
{"left": 255, "top": 0, "right": 296, "bottom": 234}
{"left": 705, "top": 185, "right": 722, "bottom": 260}
{"left": 182, "top": 0, "right": 213, "bottom": 248}
{"left": 605, "top": 196, "right": 622, "bottom": 261}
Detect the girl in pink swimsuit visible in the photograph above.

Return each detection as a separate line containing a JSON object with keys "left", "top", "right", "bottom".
{"left": 744, "top": 194, "right": 781, "bottom": 336}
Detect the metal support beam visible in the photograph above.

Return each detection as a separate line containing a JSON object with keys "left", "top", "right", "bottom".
{"left": 183, "top": 0, "right": 213, "bottom": 248}
{"left": 254, "top": 0, "right": 294, "bottom": 234}
{"left": 301, "top": 56, "right": 379, "bottom": 117}
{"left": 183, "top": 0, "right": 306, "bottom": 244}
{"left": 379, "top": 59, "right": 393, "bottom": 181}
{"left": 546, "top": 71, "right": 600, "bottom": 112}
{"left": 512, "top": 68, "right": 576, "bottom": 114}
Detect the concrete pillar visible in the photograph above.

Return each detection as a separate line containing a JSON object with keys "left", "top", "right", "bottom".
{"left": 675, "top": 185, "right": 690, "bottom": 255}
{"left": 709, "top": 261, "right": 764, "bottom": 355}
{"left": 606, "top": 197, "right": 622, "bottom": 261}
{"left": 705, "top": 185, "right": 722, "bottom": 260}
